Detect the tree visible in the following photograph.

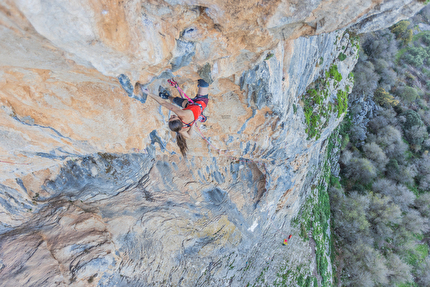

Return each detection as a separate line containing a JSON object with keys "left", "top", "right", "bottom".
{"left": 415, "top": 193, "right": 430, "bottom": 217}
{"left": 402, "top": 209, "right": 428, "bottom": 234}
{"left": 344, "top": 157, "right": 377, "bottom": 184}
{"left": 391, "top": 20, "right": 411, "bottom": 39}
{"left": 402, "top": 46, "right": 428, "bottom": 67}
{"left": 367, "top": 193, "right": 402, "bottom": 248}
{"left": 373, "top": 125, "right": 408, "bottom": 161}
{"left": 395, "top": 86, "right": 419, "bottom": 102}
{"left": 363, "top": 142, "right": 389, "bottom": 171}
{"left": 416, "top": 257, "right": 430, "bottom": 287}
{"left": 373, "top": 87, "right": 399, "bottom": 107}
{"left": 402, "top": 109, "right": 424, "bottom": 130}
{"left": 343, "top": 242, "right": 389, "bottom": 286}
{"left": 331, "top": 190, "right": 372, "bottom": 244}
{"left": 385, "top": 253, "right": 413, "bottom": 285}
{"left": 404, "top": 125, "right": 428, "bottom": 151}
{"left": 351, "top": 60, "right": 380, "bottom": 99}
{"left": 372, "top": 179, "right": 416, "bottom": 211}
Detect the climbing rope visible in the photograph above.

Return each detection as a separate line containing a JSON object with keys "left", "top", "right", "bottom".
{"left": 0, "top": 160, "right": 30, "bottom": 165}
{"left": 168, "top": 79, "right": 194, "bottom": 104}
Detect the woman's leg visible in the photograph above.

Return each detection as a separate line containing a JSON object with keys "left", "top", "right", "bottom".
{"left": 170, "top": 96, "right": 188, "bottom": 108}
{"left": 197, "top": 79, "right": 209, "bottom": 96}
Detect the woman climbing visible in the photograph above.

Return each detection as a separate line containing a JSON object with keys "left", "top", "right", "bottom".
{"left": 138, "top": 79, "right": 209, "bottom": 157}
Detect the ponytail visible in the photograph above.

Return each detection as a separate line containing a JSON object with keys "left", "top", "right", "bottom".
{"left": 169, "top": 119, "right": 188, "bottom": 157}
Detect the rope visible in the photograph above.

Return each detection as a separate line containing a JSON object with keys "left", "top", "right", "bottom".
{"left": 168, "top": 79, "right": 194, "bottom": 104}
{"left": 0, "top": 160, "right": 30, "bottom": 165}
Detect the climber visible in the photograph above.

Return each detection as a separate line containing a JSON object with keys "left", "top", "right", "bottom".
{"left": 137, "top": 79, "right": 209, "bottom": 157}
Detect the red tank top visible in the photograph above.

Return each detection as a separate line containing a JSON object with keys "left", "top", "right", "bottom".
{"left": 183, "top": 100, "right": 207, "bottom": 121}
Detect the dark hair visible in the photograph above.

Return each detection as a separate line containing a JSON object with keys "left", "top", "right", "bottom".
{"left": 168, "top": 119, "right": 188, "bottom": 157}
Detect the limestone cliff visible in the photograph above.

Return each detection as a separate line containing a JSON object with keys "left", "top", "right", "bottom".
{"left": 0, "top": 0, "right": 425, "bottom": 286}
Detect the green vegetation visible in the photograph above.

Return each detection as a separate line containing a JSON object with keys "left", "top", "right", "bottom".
{"left": 301, "top": 32, "right": 358, "bottom": 140}
{"left": 338, "top": 52, "right": 347, "bottom": 61}
{"left": 265, "top": 52, "right": 274, "bottom": 61}
{"left": 302, "top": 64, "right": 351, "bottom": 140}
{"left": 331, "top": 9, "right": 430, "bottom": 286}
{"left": 288, "top": 132, "right": 339, "bottom": 287}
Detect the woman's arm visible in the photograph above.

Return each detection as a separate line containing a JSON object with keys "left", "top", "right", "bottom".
{"left": 147, "top": 93, "right": 186, "bottom": 116}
